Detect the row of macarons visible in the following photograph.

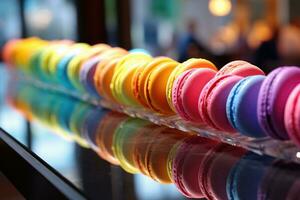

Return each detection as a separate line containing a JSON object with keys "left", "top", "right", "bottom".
{"left": 9, "top": 82, "right": 300, "bottom": 200}
{"left": 3, "top": 38, "right": 300, "bottom": 145}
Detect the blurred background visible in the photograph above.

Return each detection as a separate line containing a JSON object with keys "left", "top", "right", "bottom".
{"left": 1, "top": 0, "right": 300, "bottom": 72}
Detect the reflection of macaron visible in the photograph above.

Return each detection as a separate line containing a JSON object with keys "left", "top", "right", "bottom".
{"left": 217, "top": 60, "right": 264, "bottom": 77}
{"left": 113, "top": 118, "right": 149, "bottom": 173}
{"left": 199, "top": 144, "right": 246, "bottom": 200}
{"left": 172, "top": 136, "right": 219, "bottom": 198}
{"left": 226, "top": 75, "right": 266, "bottom": 137}
{"left": 226, "top": 153, "right": 273, "bottom": 200}
{"left": 167, "top": 58, "right": 217, "bottom": 111}
{"left": 199, "top": 75, "right": 243, "bottom": 132}
{"left": 172, "top": 68, "right": 216, "bottom": 122}
{"left": 258, "top": 161, "right": 300, "bottom": 200}
{"left": 110, "top": 53, "right": 152, "bottom": 106}
{"left": 68, "top": 103, "right": 91, "bottom": 147}
{"left": 133, "top": 57, "right": 173, "bottom": 107}
{"left": 145, "top": 61, "right": 179, "bottom": 114}
{"left": 82, "top": 108, "right": 108, "bottom": 150}
{"left": 285, "top": 84, "right": 300, "bottom": 146}
{"left": 132, "top": 125, "right": 167, "bottom": 176}
{"left": 145, "top": 128, "right": 186, "bottom": 183}
{"left": 96, "top": 112, "right": 127, "bottom": 165}
{"left": 258, "top": 67, "right": 300, "bottom": 140}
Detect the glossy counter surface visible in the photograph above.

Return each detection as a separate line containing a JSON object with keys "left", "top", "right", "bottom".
{"left": 1, "top": 65, "right": 300, "bottom": 200}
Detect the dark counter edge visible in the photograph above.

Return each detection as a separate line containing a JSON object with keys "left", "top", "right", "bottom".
{"left": 0, "top": 127, "right": 86, "bottom": 200}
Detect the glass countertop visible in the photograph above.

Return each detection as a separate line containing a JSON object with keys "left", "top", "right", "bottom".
{"left": 1, "top": 64, "right": 300, "bottom": 200}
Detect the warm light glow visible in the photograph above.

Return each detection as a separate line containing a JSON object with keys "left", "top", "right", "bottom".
{"left": 209, "top": 0, "right": 232, "bottom": 17}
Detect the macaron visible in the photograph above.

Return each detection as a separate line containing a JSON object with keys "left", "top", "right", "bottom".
{"left": 217, "top": 60, "right": 265, "bottom": 77}
{"left": 199, "top": 75, "right": 243, "bottom": 132}
{"left": 40, "top": 41, "right": 73, "bottom": 81}
{"left": 226, "top": 153, "right": 273, "bottom": 200}
{"left": 226, "top": 75, "right": 266, "bottom": 137}
{"left": 67, "top": 44, "right": 111, "bottom": 91}
{"left": 133, "top": 57, "right": 173, "bottom": 107}
{"left": 166, "top": 58, "right": 217, "bottom": 111}
{"left": 56, "top": 43, "right": 90, "bottom": 88}
{"left": 94, "top": 56, "right": 124, "bottom": 102}
{"left": 2, "top": 39, "right": 22, "bottom": 67}
{"left": 172, "top": 68, "right": 217, "bottom": 122}
{"left": 110, "top": 52, "right": 152, "bottom": 106}
{"left": 144, "top": 60, "right": 179, "bottom": 114}
{"left": 80, "top": 47, "right": 127, "bottom": 96}
{"left": 285, "top": 84, "right": 300, "bottom": 146}
{"left": 257, "top": 67, "right": 300, "bottom": 140}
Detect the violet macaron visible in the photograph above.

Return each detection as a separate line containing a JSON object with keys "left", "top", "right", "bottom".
{"left": 257, "top": 67, "right": 300, "bottom": 140}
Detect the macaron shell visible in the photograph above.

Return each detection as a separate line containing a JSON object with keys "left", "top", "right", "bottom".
{"left": 226, "top": 75, "right": 266, "bottom": 137}
{"left": 258, "top": 67, "right": 300, "bottom": 139}
{"left": 136, "top": 57, "right": 174, "bottom": 107}
{"left": 166, "top": 58, "right": 217, "bottom": 111}
{"left": 172, "top": 69, "right": 196, "bottom": 120}
{"left": 217, "top": 60, "right": 264, "bottom": 77}
{"left": 285, "top": 84, "right": 300, "bottom": 146}
{"left": 182, "top": 68, "right": 217, "bottom": 122}
{"left": 145, "top": 61, "right": 178, "bottom": 114}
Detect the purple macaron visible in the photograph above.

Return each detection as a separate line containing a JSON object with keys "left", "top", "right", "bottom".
{"left": 79, "top": 56, "right": 102, "bottom": 97}
{"left": 257, "top": 66, "right": 300, "bottom": 140}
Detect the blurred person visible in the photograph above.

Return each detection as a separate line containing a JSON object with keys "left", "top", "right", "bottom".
{"left": 253, "top": 27, "right": 279, "bottom": 73}
{"left": 178, "top": 19, "right": 211, "bottom": 62}
{"left": 277, "top": 21, "right": 300, "bottom": 66}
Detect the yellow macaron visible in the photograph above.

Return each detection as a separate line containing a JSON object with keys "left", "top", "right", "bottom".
{"left": 110, "top": 52, "right": 152, "bottom": 106}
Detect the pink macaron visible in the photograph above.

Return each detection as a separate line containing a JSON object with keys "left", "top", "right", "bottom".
{"left": 285, "top": 83, "right": 300, "bottom": 145}
{"left": 172, "top": 68, "right": 217, "bottom": 123}
{"left": 217, "top": 60, "right": 265, "bottom": 77}
{"left": 198, "top": 75, "right": 243, "bottom": 132}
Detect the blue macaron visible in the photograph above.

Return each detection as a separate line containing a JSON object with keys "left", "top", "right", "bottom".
{"left": 226, "top": 75, "right": 266, "bottom": 137}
